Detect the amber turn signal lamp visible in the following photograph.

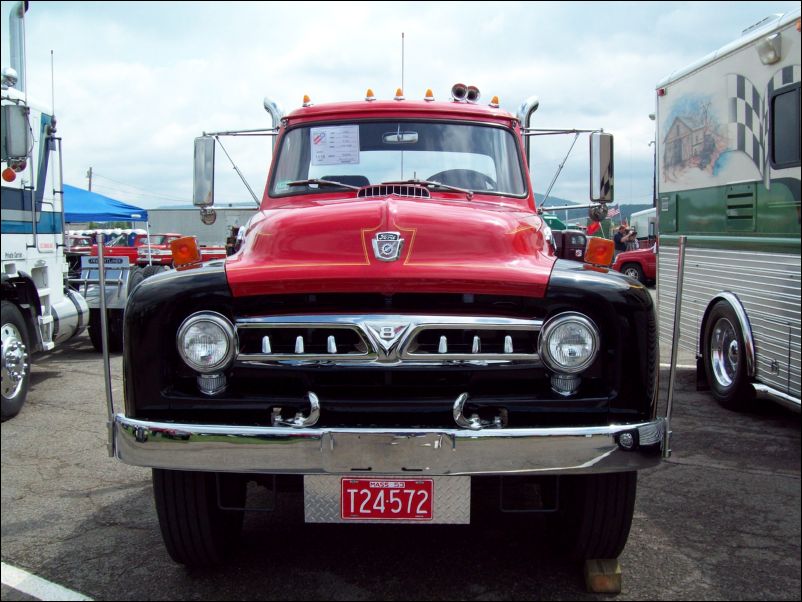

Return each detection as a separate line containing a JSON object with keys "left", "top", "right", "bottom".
{"left": 171, "top": 236, "right": 202, "bottom": 268}
{"left": 584, "top": 237, "right": 614, "bottom": 267}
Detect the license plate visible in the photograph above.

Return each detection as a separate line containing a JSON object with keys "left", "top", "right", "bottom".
{"left": 341, "top": 478, "right": 433, "bottom": 521}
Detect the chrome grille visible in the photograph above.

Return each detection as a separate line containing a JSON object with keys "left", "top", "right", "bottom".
{"left": 237, "top": 318, "right": 373, "bottom": 362}
{"left": 400, "top": 322, "right": 540, "bottom": 361}
{"left": 357, "top": 184, "right": 431, "bottom": 199}
{"left": 236, "top": 315, "right": 542, "bottom": 366}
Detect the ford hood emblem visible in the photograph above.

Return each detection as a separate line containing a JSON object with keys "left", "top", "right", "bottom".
{"left": 372, "top": 231, "right": 404, "bottom": 262}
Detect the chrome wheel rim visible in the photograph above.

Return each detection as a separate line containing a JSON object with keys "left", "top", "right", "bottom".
{"left": 710, "top": 317, "right": 738, "bottom": 388}
{"left": 624, "top": 267, "right": 639, "bottom": 279}
{"left": 2, "top": 321, "right": 29, "bottom": 400}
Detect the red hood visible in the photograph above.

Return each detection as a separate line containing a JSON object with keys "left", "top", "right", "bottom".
{"left": 225, "top": 196, "right": 555, "bottom": 298}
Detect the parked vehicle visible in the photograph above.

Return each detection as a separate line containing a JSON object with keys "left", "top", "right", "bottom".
{"left": 135, "top": 233, "right": 226, "bottom": 266}
{"left": 110, "top": 84, "right": 664, "bottom": 567}
{"left": 655, "top": 8, "right": 800, "bottom": 412}
{"left": 1, "top": 1, "right": 89, "bottom": 419}
{"left": 612, "top": 246, "right": 656, "bottom": 285}
{"left": 629, "top": 207, "right": 656, "bottom": 246}
{"left": 552, "top": 229, "right": 587, "bottom": 261}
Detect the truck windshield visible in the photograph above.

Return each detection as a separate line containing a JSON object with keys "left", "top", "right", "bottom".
{"left": 270, "top": 121, "right": 526, "bottom": 197}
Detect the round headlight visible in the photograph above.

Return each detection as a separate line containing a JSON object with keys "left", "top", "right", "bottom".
{"left": 177, "top": 312, "right": 236, "bottom": 373}
{"left": 539, "top": 313, "right": 600, "bottom": 374}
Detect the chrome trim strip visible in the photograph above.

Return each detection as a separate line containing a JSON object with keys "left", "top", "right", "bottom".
{"left": 114, "top": 415, "right": 665, "bottom": 476}
{"left": 753, "top": 384, "right": 801, "bottom": 413}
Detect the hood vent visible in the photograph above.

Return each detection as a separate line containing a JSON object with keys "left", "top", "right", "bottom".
{"left": 357, "top": 184, "right": 431, "bottom": 199}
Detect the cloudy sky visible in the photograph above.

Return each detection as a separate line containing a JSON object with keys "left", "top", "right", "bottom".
{"left": 2, "top": 0, "right": 799, "bottom": 210}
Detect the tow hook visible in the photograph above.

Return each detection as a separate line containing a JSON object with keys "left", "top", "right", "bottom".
{"left": 271, "top": 392, "right": 321, "bottom": 428}
{"left": 452, "top": 393, "right": 507, "bottom": 430}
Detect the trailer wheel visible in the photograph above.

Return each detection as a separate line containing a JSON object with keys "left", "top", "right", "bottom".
{"left": 557, "top": 472, "right": 637, "bottom": 560}
{"left": 88, "top": 309, "right": 124, "bottom": 353}
{"left": 621, "top": 263, "right": 645, "bottom": 284}
{"left": 152, "top": 469, "right": 246, "bottom": 567}
{"left": 703, "top": 300, "right": 754, "bottom": 410}
{"left": 2, "top": 301, "right": 31, "bottom": 420}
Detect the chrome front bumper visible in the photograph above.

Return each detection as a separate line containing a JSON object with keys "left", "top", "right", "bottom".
{"left": 114, "top": 414, "right": 665, "bottom": 476}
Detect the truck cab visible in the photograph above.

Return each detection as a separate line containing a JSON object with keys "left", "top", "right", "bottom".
{"left": 114, "top": 86, "right": 663, "bottom": 567}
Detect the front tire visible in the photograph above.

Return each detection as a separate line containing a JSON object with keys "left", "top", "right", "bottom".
{"left": 703, "top": 301, "right": 754, "bottom": 410}
{"left": 622, "top": 263, "right": 645, "bottom": 284}
{"left": 558, "top": 472, "right": 637, "bottom": 560}
{"left": 1, "top": 301, "right": 31, "bottom": 420}
{"left": 153, "top": 469, "right": 246, "bottom": 567}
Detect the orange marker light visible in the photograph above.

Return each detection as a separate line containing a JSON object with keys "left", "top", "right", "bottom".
{"left": 2, "top": 168, "right": 16, "bottom": 182}
{"left": 394, "top": 88, "right": 405, "bottom": 100}
{"left": 424, "top": 88, "right": 435, "bottom": 101}
{"left": 584, "top": 237, "right": 615, "bottom": 267}
{"left": 302, "top": 94, "right": 312, "bottom": 107}
{"left": 365, "top": 88, "right": 376, "bottom": 101}
{"left": 171, "top": 236, "right": 202, "bottom": 268}
{"left": 489, "top": 95, "right": 500, "bottom": 108}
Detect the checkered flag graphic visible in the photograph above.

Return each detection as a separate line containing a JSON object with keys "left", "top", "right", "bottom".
{"left": 727, "top": 74, "right": 765, "bottom": 175}
{"left": 728, "top": 65, "right": 801, "bottom": 179}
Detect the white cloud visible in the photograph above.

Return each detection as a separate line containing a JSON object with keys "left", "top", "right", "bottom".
{"left": 3, "top": 0, "right": 798, "bottom": 208}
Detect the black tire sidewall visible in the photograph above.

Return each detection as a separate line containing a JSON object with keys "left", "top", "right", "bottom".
{"left": 1, "top": 301, "right": 31, "bottom": 419}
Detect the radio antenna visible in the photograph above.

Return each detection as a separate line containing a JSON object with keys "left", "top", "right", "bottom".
{"left": 51, "top": 50, "right": 55, "bottom": 115}
{"left": 401, "top": 32, "right": 405, "bottom": 91}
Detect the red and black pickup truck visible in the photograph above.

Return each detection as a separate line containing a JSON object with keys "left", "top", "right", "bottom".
{"left": 112, "top": 85, "right": 663, "bottom": 567}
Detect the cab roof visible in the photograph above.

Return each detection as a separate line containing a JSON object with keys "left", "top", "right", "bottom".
{"left": 283, "top": 99, "right": 517, "bottom": 126}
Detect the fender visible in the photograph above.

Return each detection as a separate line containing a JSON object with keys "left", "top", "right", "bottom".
{"left": 699, "top": 291, "right": 756, "bottom": 379}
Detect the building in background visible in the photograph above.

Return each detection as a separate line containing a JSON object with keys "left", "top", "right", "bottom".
{"left": 146, "top": 202, "right": 258, "bottom": 245}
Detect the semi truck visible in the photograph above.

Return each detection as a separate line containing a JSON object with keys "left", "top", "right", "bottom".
{"left": 110, "top": 83, "right": 665, "bottom": 567}
{"left": 655, "top": 8, "right": 800, "bottom": 412}
{"left": 1, "top": 1, "right": 89, "bottom": 419}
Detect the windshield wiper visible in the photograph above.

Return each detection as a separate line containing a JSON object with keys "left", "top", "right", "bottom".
{"left": 287, "top": 178, "right": 361, "bottom": 191}
{"left": 380, "top": 179, "right": 474, "bottom": 200}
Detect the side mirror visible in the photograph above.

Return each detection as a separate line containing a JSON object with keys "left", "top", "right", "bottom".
{"left": 193, "top": 136, "right": 215, "bottom": 207}
{"left": 589, "top": 132, "right": 614, "bottom": 203}
{"left": 1, "top": 105, "right": 31, "bottom": 161}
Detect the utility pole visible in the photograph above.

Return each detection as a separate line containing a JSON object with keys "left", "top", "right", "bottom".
{"left": 86, "top": 166, "right": 92, "bottom": 191}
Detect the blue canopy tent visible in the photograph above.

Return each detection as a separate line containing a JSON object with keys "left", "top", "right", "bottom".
{"left": 63, "top": 184, "right": 148, "bottom": 223}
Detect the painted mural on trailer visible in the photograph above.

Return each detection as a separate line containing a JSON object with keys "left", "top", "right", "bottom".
{"left": 662, "top": 65, "right": 801, "bottom": 186}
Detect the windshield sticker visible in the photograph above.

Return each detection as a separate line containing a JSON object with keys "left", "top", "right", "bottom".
{"left": 310, "top": 125, "right": 360, "bottom": 166}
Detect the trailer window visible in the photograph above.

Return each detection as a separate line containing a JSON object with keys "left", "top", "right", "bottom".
{"left": 770, "top": 84, "right": 800, "bottom": 169}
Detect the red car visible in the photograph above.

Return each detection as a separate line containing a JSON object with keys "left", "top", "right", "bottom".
{"left": 66, "top": 235, "right": 94, "bottom": 255}
{"left": 612, "top": 245, "right": 656, "bottom": 285}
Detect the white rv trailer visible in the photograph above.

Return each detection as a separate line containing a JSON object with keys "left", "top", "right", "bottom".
{"left": 656, "top": 9, "right": 800, "bottom": 412}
